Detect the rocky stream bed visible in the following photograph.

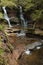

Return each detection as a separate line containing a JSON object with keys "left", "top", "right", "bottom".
{"left": 0, "top": 25, "right": 43, "bottom": 65}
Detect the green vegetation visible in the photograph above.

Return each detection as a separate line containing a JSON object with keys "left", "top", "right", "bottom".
{"left": 0, "top": 24, "right": 4, "bottom": 31}
{"left": 0, "top": 12, "right": 3, "bottom": 19}
{"left": 0, "top": 0, "right": 16, "bottom": 7}
{"left": 0, "top": 48, "right": 4, "bottom": 55}
{"left": 6, "top": 42, "right": 14, "bottom": 53}
{"left": 0, "top": 55, "right": 7, "bottom": 65}
{"left": 31, "top": 10, "right": 43, "bottom": 21}
{"left": 0, "top": 0, "right": 43, "bottom": 22}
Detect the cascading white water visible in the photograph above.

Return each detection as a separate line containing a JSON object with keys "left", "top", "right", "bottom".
{"left": 20, "top": 6, "right": 27, "bottom": 28}
{"left": 24, "top": 49, "right": 31, "bottom": 55}
{"left": 16, "top": 6, "right": 27, "bottom": 37}
{"left": 2, "top": 6, "right": 12, "bottom": 27}
{"left": 24, "top": 41, "right": 43, "bottom": 55}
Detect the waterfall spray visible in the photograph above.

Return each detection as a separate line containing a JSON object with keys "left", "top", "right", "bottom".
{"left": 19, "top": 6, "right": 27, "bottom": 28}
{"left": 2, "top": 6, "right": 12, "bottom": 27}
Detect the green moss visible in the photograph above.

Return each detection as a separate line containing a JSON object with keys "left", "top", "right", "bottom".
{"left": 0, "top": 24, "right": 4, "bottom": 31}
{"left": 7, "top": 43, "right": 14, "bottom": 52}
{"left": 0, "top": 56, "right": 6, "bottom": 65}
{"left": 0, "top": 13, "right": 3, "bottom": 19}
{"left": 31, "top": 10, "right": 43, "bottom": 21}
{"left": 0, "top": 48, "right": 4, "bottom": 55}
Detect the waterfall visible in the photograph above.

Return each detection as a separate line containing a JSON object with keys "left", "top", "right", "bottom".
{"left": 16, "top": 5, "right": 27, "bottom": 36}
{"left": 2, "top": 6, "right": 12, "bottom": 27}
{"left": 19, "top": 6, "right": 27, "bottom": 28}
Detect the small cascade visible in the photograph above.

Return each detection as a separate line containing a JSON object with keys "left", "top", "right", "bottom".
{"left": 17, "top": 5, "right": 27, "bottom": 37}
{"left": 24, "top": 41, "right": 43, "bottom": 55}
{"left": 16, "top": 30, "right": 25, "bottom": 37}
{"left": 19, "top": 6, "right": 27, "bottom": 28}
{"left": 2, "top": 6, "right": 12, "bottom": 27}
{"left": 24, "top": 49, "right": 31, "bottom": 55}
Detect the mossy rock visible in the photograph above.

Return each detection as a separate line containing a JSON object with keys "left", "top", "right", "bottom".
{"left": 0, "top": 24, "right": 4, "bottom": 31}
{"left": 0, "top": 55, "right": 8, "bottom": 65}
{"left": 28, "top": 28, "right": 35, "bottom": 33}
{"left": 0, "top": 12, "right": 3, "bottom": 19}
{"left": 0, "top": 48, "right": 4, "bottom": 55}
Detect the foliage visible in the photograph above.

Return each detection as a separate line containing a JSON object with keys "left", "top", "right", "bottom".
{"left": 0, "top": 0, "right": 16, "bottom": 7}
{"left": 0, "top": 48, "right": 4, "bottom": 55}
{"left": 0, "top": 55, "right": 7, "bottom": 65}
{"left": 31, "top": 10, "right": 43, "bottom": 21}
{"left": 0, "top": 0, "right": 43, "bottom": 22}
{"left": 0, "top": 24, "right": 4, "bottom": 30}
{"left": 0, "top": 12, "right": 3, "bottom": 19}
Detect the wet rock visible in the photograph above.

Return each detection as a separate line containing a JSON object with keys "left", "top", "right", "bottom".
{"left": 26, "top": 41, "right": 43, "bottom": 50}
{"left": 19, "top": 48, "right": 43, "bottom": 65}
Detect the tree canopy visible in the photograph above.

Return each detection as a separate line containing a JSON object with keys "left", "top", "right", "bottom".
{"left": 0, "top": 0, "right": 43, "bottom": 21}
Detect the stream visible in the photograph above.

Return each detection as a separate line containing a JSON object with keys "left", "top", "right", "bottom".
{"left": 2, "top": 6, "right": 12, "bottom": 27}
